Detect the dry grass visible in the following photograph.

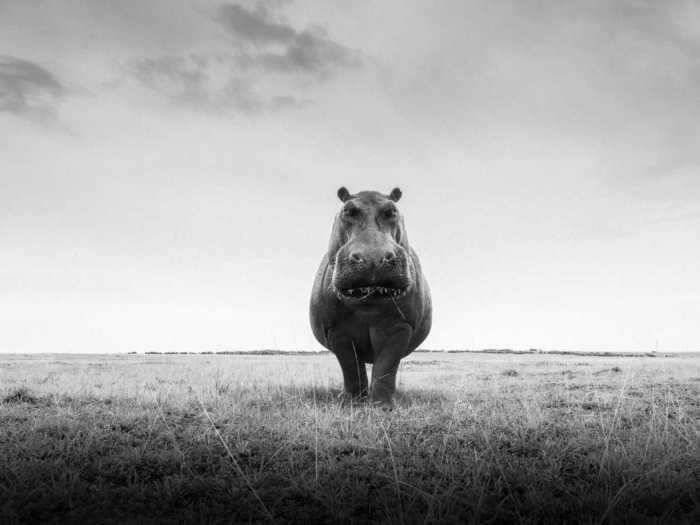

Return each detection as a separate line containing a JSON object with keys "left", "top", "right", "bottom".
{"left": 1, "top": 352, "right": 698, "bottom": 524}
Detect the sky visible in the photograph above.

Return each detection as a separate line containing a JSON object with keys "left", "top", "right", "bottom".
{"left": 1, "top": 0, "right": 699, "bottom": 353}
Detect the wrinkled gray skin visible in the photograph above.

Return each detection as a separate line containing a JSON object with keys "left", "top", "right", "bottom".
{"left": 310, "top": 187, "right": 432, "bottom": 409}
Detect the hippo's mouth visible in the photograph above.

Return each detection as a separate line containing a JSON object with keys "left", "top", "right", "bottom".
{"left": 336, "top": 285, "right": 408, "bottom": 301}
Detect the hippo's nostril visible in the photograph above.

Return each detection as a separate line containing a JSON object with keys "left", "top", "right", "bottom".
{"left": 349, "top": 252, "right": 365, "bottom": 264}
{"left": 382, "top": 251, "right": 396, "bottom": 264}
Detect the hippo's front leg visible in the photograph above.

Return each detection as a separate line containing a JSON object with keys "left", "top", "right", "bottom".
{"left": 369, "top": 323, "right": 413, "bottom": 409}
{"left": 328, "top": 331, "right": 369, "bottom": 399}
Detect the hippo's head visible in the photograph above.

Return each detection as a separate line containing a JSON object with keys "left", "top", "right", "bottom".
{"left": 328, "top": 187, "right": 414, "bottom": 305}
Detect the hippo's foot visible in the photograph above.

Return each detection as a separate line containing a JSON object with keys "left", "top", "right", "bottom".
{"left": 338, "top": 390, "right": 367, "bottom": 406}
{"left": 369, "top": 397, "right": 395, "bottom": 411}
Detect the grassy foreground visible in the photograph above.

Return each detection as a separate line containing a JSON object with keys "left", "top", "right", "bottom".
{"left": 1, "top": 352, "right": 698, "bottom": 524}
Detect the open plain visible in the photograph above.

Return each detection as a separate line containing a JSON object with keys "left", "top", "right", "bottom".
{"left": 1, "top": 351, "right": 698, "bottom": 524}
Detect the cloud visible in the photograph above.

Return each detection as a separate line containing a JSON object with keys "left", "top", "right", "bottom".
{"left": 0, "top": 56, "right": 64, "bottom": 119}
{"left": 259, "top": 29, "right": 361, "bottom": 74}
{"left": 129, "top": 3, "right": 361, "bottom": 115}
{"left": 130, "top": 54, "right": 306, "bottom": 114}
{"left": 217, "top": 3, "right": 295, "bottom": 44}
{"left": 217, "top": 3, "right": 360, "bottom": 74}
{"left": 131, "top": 55, "right": 255, "bottom": 112}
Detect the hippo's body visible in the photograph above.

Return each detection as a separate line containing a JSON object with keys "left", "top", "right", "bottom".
{"left": 309, "top": 187, "right": 432, "bottom": 408}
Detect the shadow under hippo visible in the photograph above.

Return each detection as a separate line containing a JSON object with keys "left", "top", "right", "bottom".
{"left": 309, "top": 187, "right": 432, "bottom": 409}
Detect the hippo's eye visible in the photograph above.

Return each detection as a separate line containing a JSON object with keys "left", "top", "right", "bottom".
{"left": 343, "top": 205, "right": 359, "bottom": 219}
{"left": 382, "top": 207, "right": 397, "bottom": 220}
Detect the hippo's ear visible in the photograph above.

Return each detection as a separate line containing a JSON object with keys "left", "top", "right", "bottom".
{"left": 337, "top": 187, "right": 351, "bottom": 202}
{"left": 388, "top": 187, "right": 402, "bottom": 202}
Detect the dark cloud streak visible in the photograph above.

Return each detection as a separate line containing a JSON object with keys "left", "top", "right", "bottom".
{"left": 217, "top": 4, "right": 295, "bottom": 44}
{"left": 217, "top": 4, "right": 360, "bottom": 75}
{"left": 0, "top": 56, "right": 64, "bottom": 119}
{"left": 129, "top": 3, "right": 360, "bottom": 115}
{"left": 260, "top": 29, "right": 360, "bottom": 73}
{"left": 216, "top": 3, "right": 360, "bottom": 74}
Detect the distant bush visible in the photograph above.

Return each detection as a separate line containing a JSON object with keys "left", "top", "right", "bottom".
{"left": 2, "top": 387, "right": 39, "bottom": 404}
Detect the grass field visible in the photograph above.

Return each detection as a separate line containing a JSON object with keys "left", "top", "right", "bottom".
{"left": 1, "top": 352, "right": 698, "bottom": 524}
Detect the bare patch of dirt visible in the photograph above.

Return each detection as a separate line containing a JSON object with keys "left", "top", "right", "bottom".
{"left": 593, "top": 366, "right": 623, "bottom": 376}
{"left": 402, "top": 360, "right": 441, "bottom": 367}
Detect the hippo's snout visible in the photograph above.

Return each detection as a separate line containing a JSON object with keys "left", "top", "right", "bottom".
{"left": 347, "top": 247, "right": 398, "bottom": 269}
{"left": 337, "top": 241, "right": 408, "bottom": 279}
{"left": 332, "top": 242, "right": 412, "bottom": 301}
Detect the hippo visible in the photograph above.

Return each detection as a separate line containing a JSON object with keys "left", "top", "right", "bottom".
{"left": 309, "top": 187, "right": 432, "bottom": 408}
